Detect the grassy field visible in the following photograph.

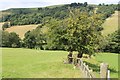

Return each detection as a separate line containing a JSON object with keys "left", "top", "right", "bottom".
{"left": 2, "top": 48, "right": 82, "bottom": 78}
{"left": 5, "top": 25, "right": 37, "bottom": 39}
{"left": 1, "top": 48, "right": 119, "bottom": 78}
{"left": 102, "top": 11, "right": 118, "bottom": 36}
{"left": 83, "top": 53, "right": 119, "bottom": 78}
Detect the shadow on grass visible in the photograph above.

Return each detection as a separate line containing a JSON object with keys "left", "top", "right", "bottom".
{"left": 83, "top": 61, "right": 100, "bottom": 72}
{"left": 108, "top": 67, "right": 118, "bottom": 73}
{"left": 98, "top": 61, "right": 118, "bottom": 73}
{"left": 83, "top": 61, "right": 118, "bottom": 73}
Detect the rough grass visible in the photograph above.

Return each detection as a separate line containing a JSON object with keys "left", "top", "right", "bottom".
{"left": 2, "top": 48, "right": 82, "bottom": 78}
{"left": 82, "top": 53, "right": 119, "bottom": 78}
{"left": 102, "top": 11, "right": 118, "bottom": 36}
{"left": 5, "top": 25, "right": 37, "bottom": 39}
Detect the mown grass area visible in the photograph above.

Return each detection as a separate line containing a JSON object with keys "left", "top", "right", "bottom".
{"left": 2, "top": 48, "right": 82, "bottom": 78}
{"left": 102, "top": 11, "right": 118, "bottom": 36}
{"left": 82, "top": 53, "right": 119, "bottom": 78}
{"left": 2, "top": 48, "right": 119, "bottom": 78}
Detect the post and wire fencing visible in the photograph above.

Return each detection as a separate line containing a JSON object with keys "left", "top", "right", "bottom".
{"left": 68, "top": 56, "right": 110, "bottom": 79}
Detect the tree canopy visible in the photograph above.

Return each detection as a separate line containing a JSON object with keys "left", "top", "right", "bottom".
{"left": 2, "top": 31, "right": 21, "bottom": 47}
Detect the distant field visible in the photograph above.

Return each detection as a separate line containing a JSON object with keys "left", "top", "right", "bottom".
{"left": 102, "top": 11, "right": 118, "bottom": 36}
{"left": 5, "top": 25, "right": 37, "bottom": 39}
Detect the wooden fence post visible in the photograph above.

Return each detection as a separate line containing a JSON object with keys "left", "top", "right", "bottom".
{"left": 86, "top": 65, "right": 89, "bottom": 77}
{"left": 100, "top": 63, "right": 108, "bottom": 78}
{"left": 83, "top": 63, "right": 86, "bottom": 72}
{"left": 89, "top": 69, "right": 93, "bottom": 78}
{"left": 107, "top": 70, "right": 110, "bottom": 80}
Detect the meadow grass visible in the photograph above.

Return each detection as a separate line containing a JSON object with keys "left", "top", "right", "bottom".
{"left": 2, "top": 48, "right": 82, "bottom": 78}
{"left": 2, "top": 48, "right": 119, "bottom": 78}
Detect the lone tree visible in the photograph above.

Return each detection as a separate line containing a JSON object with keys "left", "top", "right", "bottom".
{"left": 47, "top": 9, "right": 103, "bottom": 59}
{"left": 64, "top": 9, "right": 103, "bottom": 58}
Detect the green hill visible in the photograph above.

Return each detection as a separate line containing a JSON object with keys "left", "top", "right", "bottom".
{"left": 1, "top": 3, "right": 117, "bottom": 26}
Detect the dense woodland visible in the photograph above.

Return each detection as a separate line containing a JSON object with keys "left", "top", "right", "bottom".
{"left": 0, "top": 2, "right": 119, "bottom": 57}
{"left": 0, "top": 2, "right": 117, "bottom": 25}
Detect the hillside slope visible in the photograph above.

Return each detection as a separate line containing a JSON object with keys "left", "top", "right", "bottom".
{"left": 5, "top": 25, "right": 37, "bottom": 39}
{"left": 3, "top": 11, "right": 118, "bottom": 39}
{"left": 102, "top": 11, "right": 118, "bottom": 36}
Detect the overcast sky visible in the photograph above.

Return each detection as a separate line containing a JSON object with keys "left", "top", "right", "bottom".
{"left": 0, "top": 0, "right": 119, "bottom": 11}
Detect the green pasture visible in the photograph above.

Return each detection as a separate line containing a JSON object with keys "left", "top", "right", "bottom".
{"left": 1, "top": 48, "right": 119, "bottom": 78}
{"left": 83, "top": 53, "right": 119, "bottom": 78}
{"left": 2, "top": 48, "right": 82, "bottom": 78}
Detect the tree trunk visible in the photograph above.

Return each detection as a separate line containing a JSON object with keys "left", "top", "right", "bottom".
{"left": 77, "top": 51, "right": 83, "bottom": 58}
{"left": 76, "top": 51, "right": 83, "bottom": 63}
{"left": 67, "top": 50, "right": 73, "bottom": 64}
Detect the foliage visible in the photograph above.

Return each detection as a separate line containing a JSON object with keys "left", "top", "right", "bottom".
{"left": 96, "top": 4, "right": 117, "bottom": 20}
{"left": 0, "top": 2, "right": 94, "bottom": 26}
{"left": 2, "top": 31, "right": 21, "bottom": 47}
{"left": 45, "top": 19, "right": 66, "bottom": 50}
{"left": 23, "top": 26, "right": 46, "bottom": 49}
{"left": 44, "top": 9, "right": 104, "bottom": 57}
{"left": 102, "top": 31, "right": 120, "bottom": 53}
{"left": 2, "top": 22, "right": 10, "bottom": 30}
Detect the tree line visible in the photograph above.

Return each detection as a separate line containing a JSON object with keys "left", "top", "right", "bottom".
{"left": 0, "top": 2, "right": 117, "bottom": 26}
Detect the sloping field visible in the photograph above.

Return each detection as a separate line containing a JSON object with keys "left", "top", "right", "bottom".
{"left": 5, "top": 25, "right": 37, "bottom": 39}
{"left": 102, "top": 11, "right": 118, "bottom": 36}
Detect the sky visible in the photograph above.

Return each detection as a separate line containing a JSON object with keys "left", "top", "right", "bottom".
{"left": 0, "top": 0, "right": 119, "bottom": 11}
